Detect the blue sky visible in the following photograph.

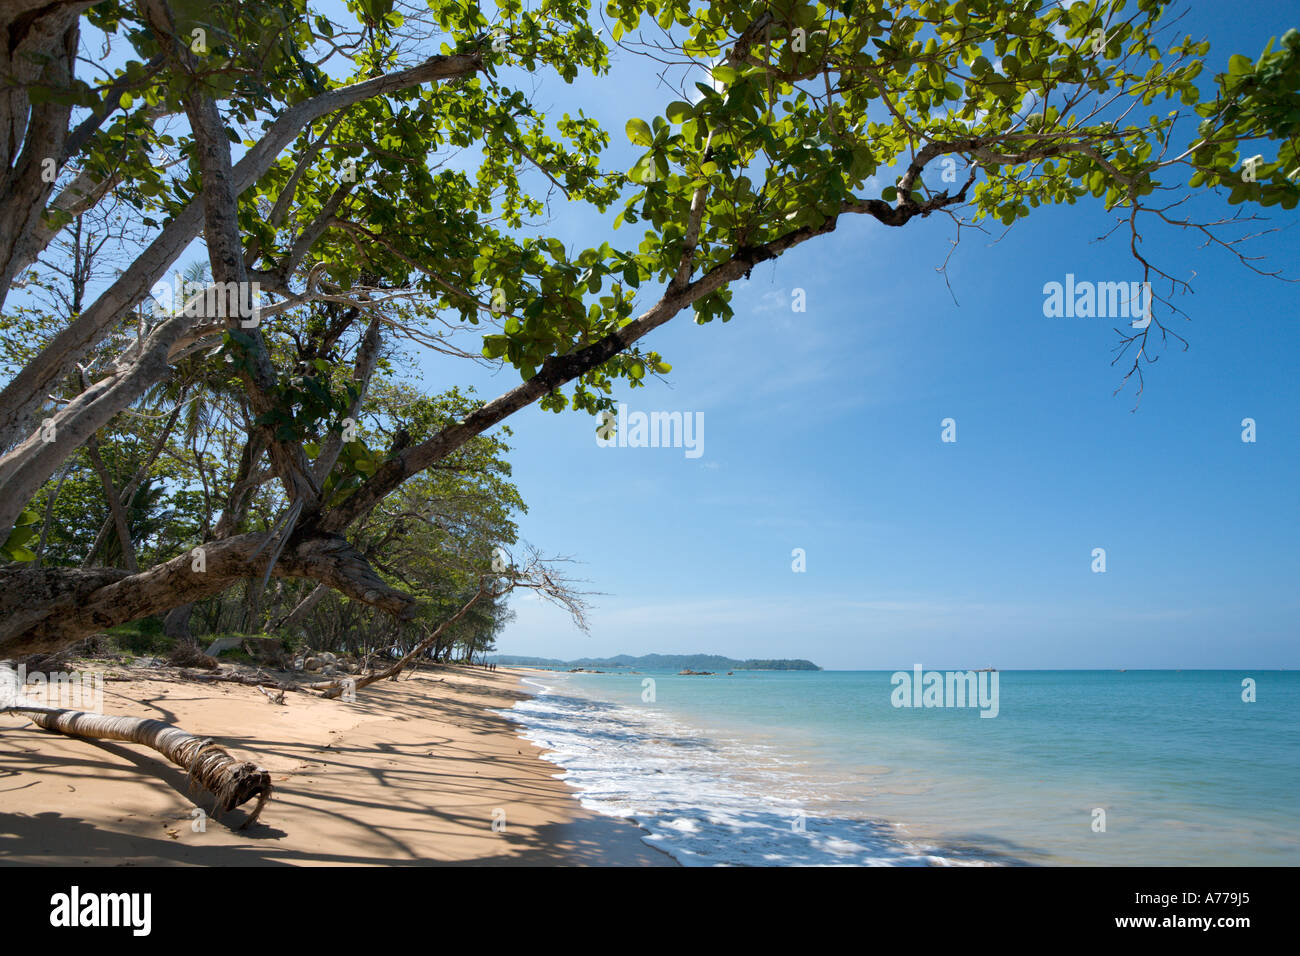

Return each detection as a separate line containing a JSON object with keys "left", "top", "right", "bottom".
{"left": 414, "top": 2, "right": 1300, "bottom": 670}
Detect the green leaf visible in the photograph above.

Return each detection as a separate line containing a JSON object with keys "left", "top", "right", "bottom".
{"left": 6, "top": 526, "right": 37, "bottom": 548}
{"left": 625, "top": 118, "right": 653, "bottom": 146}
{"left": 1227, "top": 54, "right": 1255, "bottom": 75}
{"left": 710, "top": 64, "right": 737, "bottom": 85}
{"left": 665, "top": 100, "right": 693, "bottom": 124}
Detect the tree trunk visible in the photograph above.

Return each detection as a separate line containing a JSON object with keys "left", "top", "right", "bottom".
{"left": 83, "top": 397, "right": 184, "bottom": 567}
{"left": 241, "top": 583, "right": 262, "bottom": 634}
{"left": 34, "top": 462, "right": 72, "bottom": 567}
{"left": 0, "top": 1, "right": 87, "bottom": 311}
{"left": 0, "top": 51, "right": 485, "bottom": 512}
{"left": 276, "top": 582, "right": 328, "bottom": 632}
{"left": 84, "top": 433, "right": 138, "bottom": 571}
{"left": 317, "top": 589, "right": 483, "bottom": 700}
{"left": 162, "top": 603, "right": 194, "bottom": 641}
{"left": 0, "top": 531, "right": 415, "bottom": 657}
{"left": 4, "top": 705, "right": 272, "bottom": 826}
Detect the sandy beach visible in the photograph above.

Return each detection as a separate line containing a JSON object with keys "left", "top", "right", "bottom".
{"left": 0, "top": 664, "right": 673, "bottom": 866}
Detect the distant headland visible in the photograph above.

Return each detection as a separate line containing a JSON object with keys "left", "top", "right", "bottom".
{"left": 491, "top": 653, "right": 822, "bottom": 672}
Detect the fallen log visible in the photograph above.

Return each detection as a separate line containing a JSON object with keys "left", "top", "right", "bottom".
{"left": 255, "top": 684, "right": 286, "bottom": 705}
{"left": 183, "top": 669, "right": 314, "bottom": 693}
{"left": 3, "top": 705, "right": 272, "bottom": 827}
{"left": 168, "top": 668, "right": 355, "bottom": 696}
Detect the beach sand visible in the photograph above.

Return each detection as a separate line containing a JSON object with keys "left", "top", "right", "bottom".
{"left": 0, "top": 664, "right": 673, "bottom": 866}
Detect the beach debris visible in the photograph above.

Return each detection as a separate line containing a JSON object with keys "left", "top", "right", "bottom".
{"left": 242, "top": 637, "right": 289, "bottom": 669}
{"left": 167, "top": 641, "right": 220, "bottom": 670}
{"left": 303, "top": 652, "right": 339, "bottom": 672}
{"left": 186, "top": 670, "right": 312, "bottom": 696}
{"left": 18, "top": 651, "right": 69, "bottom": 674}
{"left": 315, "top": 590, "right": 487, "bottom": 700}
{"left": 2, "top": 705, "right": 272, "bottom": 827}
{"left": 255, "top": 684, "right": 287, "bottom": 706}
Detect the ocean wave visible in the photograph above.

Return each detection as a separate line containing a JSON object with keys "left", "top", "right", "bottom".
{"left": 498, "top": 675, "right": 980, "bottom": 866}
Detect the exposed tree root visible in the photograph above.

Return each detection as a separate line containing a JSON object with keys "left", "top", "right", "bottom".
{"left": 4, "top": 706, "right": 272, "bottom": 827}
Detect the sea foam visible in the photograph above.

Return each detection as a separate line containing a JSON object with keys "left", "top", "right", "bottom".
{"left": 497, "top": 675, "right": 973, "bottom": 866}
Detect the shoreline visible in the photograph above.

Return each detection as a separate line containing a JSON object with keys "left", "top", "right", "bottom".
{"left": 0, "top": 662, "right": 675, "bottom": 866}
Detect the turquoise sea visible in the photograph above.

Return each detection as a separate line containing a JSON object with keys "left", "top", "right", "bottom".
{"left": 499, "top": 669, "right": 1300, "bottom": 866}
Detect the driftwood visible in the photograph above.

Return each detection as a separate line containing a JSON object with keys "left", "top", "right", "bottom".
{"left": 316, "top": 590, "right": 484, "bottom": 700}
{"left": 4, "top": 705, "right": 272, "bottom": 827}
{"left": 179, "top": 668, "right": 351, "bottom": 696}
{"left": 255, "top": 685, "right": 286, "bottom": 705}
{"left": 183, "top": 669, "right": 315, "bottom": 694}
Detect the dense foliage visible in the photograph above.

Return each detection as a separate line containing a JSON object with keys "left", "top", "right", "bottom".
{"left": 0, "top": 1, "right": 1294, "bottom": 657}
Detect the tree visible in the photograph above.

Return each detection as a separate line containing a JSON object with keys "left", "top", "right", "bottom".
{"left": 0, "top": 0, "right": 610, "bottom": 651}
{"left": 276, "top": 383, "right": 527, "bottom": 658}
{"left": 1, "top": 0, "right": 1296, "bottom": 657}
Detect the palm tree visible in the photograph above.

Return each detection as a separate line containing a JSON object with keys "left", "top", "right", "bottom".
{"left": 4, "top": 705, "right": 271, "bottom": 826}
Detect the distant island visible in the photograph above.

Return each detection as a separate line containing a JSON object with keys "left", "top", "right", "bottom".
{"left": 489, "top": 653, "right": 821, "bottom": 672}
